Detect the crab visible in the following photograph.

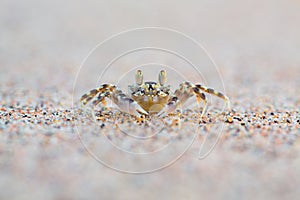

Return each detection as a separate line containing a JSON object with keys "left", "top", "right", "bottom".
{"left": 80, "top": 69, "right": 230, "bottom": 117}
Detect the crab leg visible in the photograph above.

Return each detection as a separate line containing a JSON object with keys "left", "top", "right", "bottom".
{"left": 80, "top": 84, "right": 148, "bottom": 116}
{"left": 158, "top": 81, "right": 206, "bottom": 116}
{"left": 158, "top": 82, "right": 194, "bottom": 115}
{"left": 195, "top": 84, "right": 230, "bottom": 109}
{"left": 80, "top": 84, "right": 115, "bottom": 105}
{"left": 91, "top": 91, "right": 110, "bottom": 106}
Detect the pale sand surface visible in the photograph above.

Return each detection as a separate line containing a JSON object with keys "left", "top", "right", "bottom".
{"left": 0, "top": 0, "right": 300, "bottom": 199}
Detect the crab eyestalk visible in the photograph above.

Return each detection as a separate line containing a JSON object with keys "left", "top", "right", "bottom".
{"left": 158, "top": 70, "right": 167, "bottom": 86}
{"left": 135, "top": 70, "right": 144, "bottom": 85}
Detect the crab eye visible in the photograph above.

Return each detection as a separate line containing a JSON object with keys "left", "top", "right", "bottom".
{"left": 135, "top": 88, "right": 145, "bottom": 95}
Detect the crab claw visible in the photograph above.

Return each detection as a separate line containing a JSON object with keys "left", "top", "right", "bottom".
{"left": 131, "top": 102, "right": 148, "bottom": 117}
{"left": 157, "top": 102, "right": 177, "bottom": 118}
{"left": 118, "top": 99, "right": 148, "bottom": 117}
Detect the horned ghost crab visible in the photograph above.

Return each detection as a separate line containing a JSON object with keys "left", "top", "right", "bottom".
{"left": 80, "top": 69, "right": 230, "bottom": 121}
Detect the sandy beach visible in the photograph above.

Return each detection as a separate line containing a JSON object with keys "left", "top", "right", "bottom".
{"left": 0, "top": 0, "right": 300, "bottom": 199}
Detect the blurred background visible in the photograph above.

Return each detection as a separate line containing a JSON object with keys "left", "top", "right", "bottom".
{"left": 0, "top": 0, "right": 299, "bottom": 199}
{"left": 1, "top": 0, "right": 299, "bottom": 89}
